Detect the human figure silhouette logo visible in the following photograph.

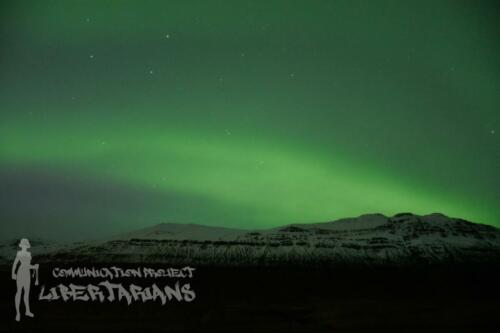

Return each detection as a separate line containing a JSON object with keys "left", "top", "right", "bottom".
{"left": 11, "top": 238, "right": 39, "bottom": 322}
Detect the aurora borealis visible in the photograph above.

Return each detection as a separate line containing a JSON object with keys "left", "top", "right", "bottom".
{"left": 0, "top": 1, "right": 499, "bottom": 240}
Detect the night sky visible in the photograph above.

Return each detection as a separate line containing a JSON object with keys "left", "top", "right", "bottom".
{"left": 1, "top": 0, "right": 499, "bottom": 240}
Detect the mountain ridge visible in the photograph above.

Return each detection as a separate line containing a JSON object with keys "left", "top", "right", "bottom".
{"left": 1, "top": 212, "right": 499, "bottom": 267}
{"left": 116, "top": 212, "right": 498, "bottom": 240}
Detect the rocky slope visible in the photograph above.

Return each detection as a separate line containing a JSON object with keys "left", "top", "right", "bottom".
{"left": 2, "top": 213, "right": 499, "bottom": 267}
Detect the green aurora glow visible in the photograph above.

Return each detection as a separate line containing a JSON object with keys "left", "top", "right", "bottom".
{"left": 0, "top": 0, "right": 499, "bottom": 239}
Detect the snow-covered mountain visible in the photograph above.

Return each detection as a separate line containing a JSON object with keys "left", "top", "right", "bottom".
{"left": 113, "top": 223, "right": 245, "bottom": 241}
{"left": 2, "top": 213, "right": 500, "bottom": 267}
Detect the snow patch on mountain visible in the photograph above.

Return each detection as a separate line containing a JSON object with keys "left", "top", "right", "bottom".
{"left": 1, "top": 213, "right": 499, "bottom": 267}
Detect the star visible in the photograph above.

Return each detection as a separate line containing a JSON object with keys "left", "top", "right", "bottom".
{"left": 165, "top": 34, "right": 170, "bottom": 39}
{"left": 149, "top": 70, "right": 154, "bottom": 74}
{"left": 89, "top": 54, "right": 94, "bottom": 59}
{"left": 491, "top": 129, "right": 495, "bottom": 135}
{"left": 290, "top": 73, "right": 295, "bottom": 78}
{"left": 225, "top": 129, "right": 231, "bottom": 136}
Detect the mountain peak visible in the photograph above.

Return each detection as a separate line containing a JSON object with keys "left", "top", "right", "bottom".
{"left": 19, "top": 212, "right": 500, "bottom": 267}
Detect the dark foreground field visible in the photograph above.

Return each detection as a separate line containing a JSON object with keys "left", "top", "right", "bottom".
{"left": 1, "top": 264, "right": 499, "bottom": 332}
